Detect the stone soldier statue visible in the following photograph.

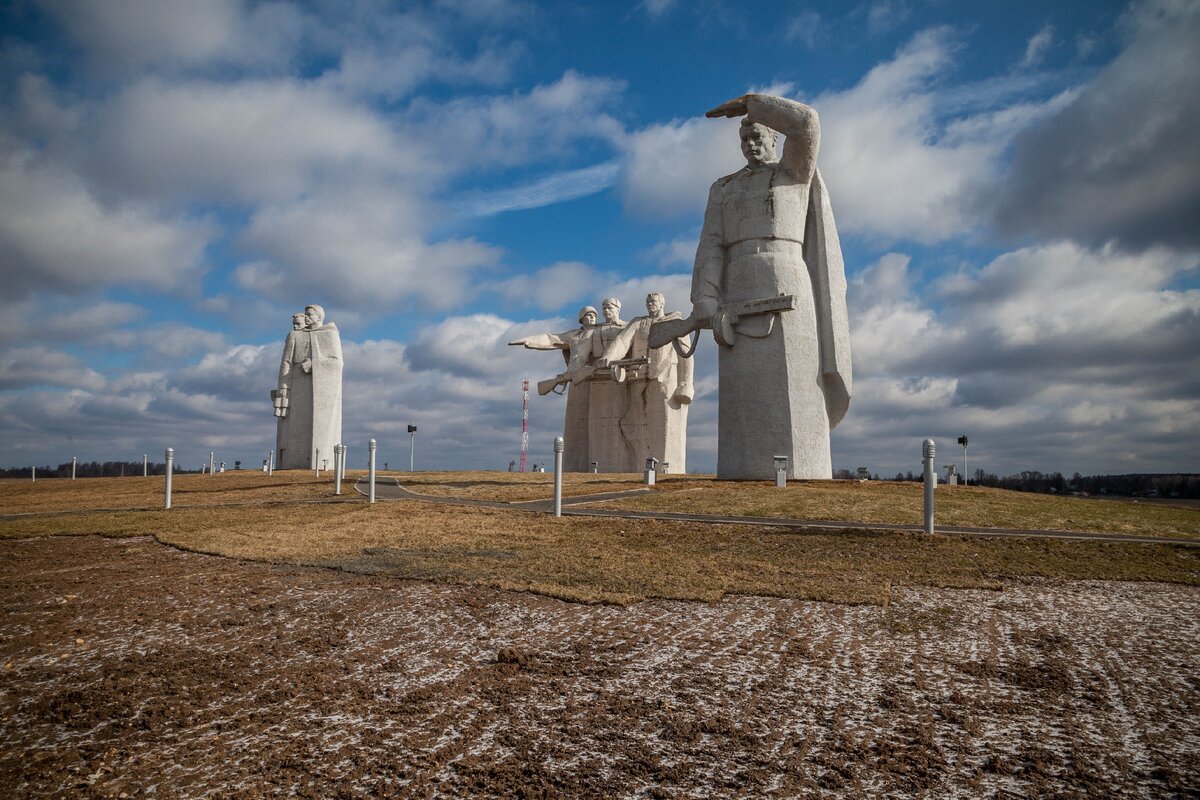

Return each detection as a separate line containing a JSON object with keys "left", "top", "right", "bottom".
{"left": 584, "top": 297, "right": 635, "bottom": 471}
{"left": 509, "top": 306, "right": 599, "bottom": 472}
{"left": 274, "top": 304, "right": 343, "bottom": 469}
{"left": 600, "top": 292, "right": 694, "bottom": 472}
{"left": 659, "top": 93, "right": 852, "bottom": 479}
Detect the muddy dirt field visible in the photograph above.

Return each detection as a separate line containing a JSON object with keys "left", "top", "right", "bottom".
{"left": 2, "top": 536, "right": 1197, "bottom": 798}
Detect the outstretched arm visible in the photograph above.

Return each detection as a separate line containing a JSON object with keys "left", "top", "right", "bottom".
{"left": 707, "top": 93, "right": 819, "bottom": 182}
{"left": 508, "top": 331, "right": 571, "bottom": 350}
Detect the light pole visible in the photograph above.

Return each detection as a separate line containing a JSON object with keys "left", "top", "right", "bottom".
{"left": 923, "top": 439, "right": 936, "bottom": 534}
{"left": 164, "top": 448, "right": 174, "bottom": 510}
{"left": 957, "top": 434, "right": 969, "bottom": 485}
{"left": 368, "top": 439, "right": 377, "bottom": 504}
{"left": 334, "top": 444, "right": 343, "bottom": 496}
{"left": 553, "top": 437, "right": 564, "bottom": 517}
{"left": 408, "top": 424, "right": 417, "bottom": 471}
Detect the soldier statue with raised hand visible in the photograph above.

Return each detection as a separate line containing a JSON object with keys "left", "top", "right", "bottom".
{"left": 652, "top": 93, "right": 852, "bottom": 479}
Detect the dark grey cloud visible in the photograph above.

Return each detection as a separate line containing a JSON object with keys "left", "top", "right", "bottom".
{"left": 990, "top": 0, "right": 1200, "bottom": 250}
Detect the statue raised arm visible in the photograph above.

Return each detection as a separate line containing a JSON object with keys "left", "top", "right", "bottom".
{"left": 687, "top": 93, "right": 851, "bottom": 479}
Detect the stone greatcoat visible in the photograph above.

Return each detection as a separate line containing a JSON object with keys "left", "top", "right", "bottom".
{"left": 276, "top": 322, "right": 343, "bottom": 469}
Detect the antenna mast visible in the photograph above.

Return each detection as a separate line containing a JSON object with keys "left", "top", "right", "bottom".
{"left": 519, "top": 379, "right": 530, "bottom": 473}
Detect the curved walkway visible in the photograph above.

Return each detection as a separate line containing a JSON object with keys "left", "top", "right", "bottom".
{"left": 356, "top": 478, "right": 1200, "bottom": 548}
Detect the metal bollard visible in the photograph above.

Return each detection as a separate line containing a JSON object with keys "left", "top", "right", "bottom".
{"left": 31, "top": 465, "right": 35, "bottom": 482}
{"left": 923, "top": 439, "right": 936, "bottom": 534}
{"left": 71, "top": 456, "right": 77, "bottom": 480}
{"left": 553, "top": 437, "right": 565, "bottom": 517}
{"left": 774, "top": 455, "right": 788, "bottom": 488}
{"left": 143, "top": 453, "right": 148, "bottom": 477}
{"left": 209, "top": 451, "right": 215, "bottom": 476}
{"left": 334, "top": 444, "right": 343, "bottom": 496}
{"left": 338, "top": 444, "right": 346, "bottom": 483}
{"left": 164, "top": 447, "right": 174, "bottom": 510}
{"left": 267, "top": 450, "right": 274, "bottom": 476}
{"left": 368, "top": 439, "right": 377, "bottom": 504}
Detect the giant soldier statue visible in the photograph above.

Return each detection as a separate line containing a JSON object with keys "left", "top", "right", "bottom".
{"left": 658, "top": 93, "right": 852, "bottom": 479}
{"left": 272, "top": 304, "right": 343, "bottom": 469}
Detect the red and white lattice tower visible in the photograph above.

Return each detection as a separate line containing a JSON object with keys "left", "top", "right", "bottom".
{"left": 519, "top": 379, "right": 530, "bottom": 473}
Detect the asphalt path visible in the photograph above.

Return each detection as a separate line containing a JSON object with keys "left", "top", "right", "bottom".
{"left": 358, "top": 478, "right": 1200, "bottom": 548}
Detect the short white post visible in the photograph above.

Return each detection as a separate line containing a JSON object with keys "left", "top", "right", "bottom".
{"left": 368, "top": 439, "right": 377, "bottom": 504}
{"left": 143, "top": 453, "right": 148, "bottom": 477}
{"left": 774, "top": 455, "right": 788, "bottom": 488}
{"left": 334, "top": 444, "right": 343, "bottom": 496}
{"left": 644, "top": 456, "right": 658, "bottom": 486}
{"left": 590, "top": 461, "right": 598, "bottom": 474}
{"left": 553, "top": 437, "right": 564, "bottom": 517}
{"left": 267, "top": 450, "right": 274, "bottom": 476}
{"left": 164, "top": 447, "right": 174, "bottom": 510}
{"left": 209, "top": 451, "right": 215, "bottom": 476}
{"left": 31, "top": 465, "right": 36, "bottom": 482}
{"left": 71, "top": 456, "right": 77, "bottom": 480}
{"left": 923, "top": 439, "right": 936, "bottom": 535}
{"left": 338, "top": 444, "right": 346, "bottom": 483}
{"left": 314, "top": 448, "right": 320, "bottom": 477}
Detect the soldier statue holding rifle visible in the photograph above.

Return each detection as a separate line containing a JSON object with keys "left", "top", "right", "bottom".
{"left": 650, "top": 93, "right": 852, "bottom": 479}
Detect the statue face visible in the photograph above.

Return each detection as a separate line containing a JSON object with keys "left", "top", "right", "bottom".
{"left": 646, "top": 295, "right": 663, "bottom": 318}
{"left": 740, "top": 123, "right": 775, "bottom": 166}
{"left": 291, "top": 314, "right": 305, "bottom": 330}
{"left": 304, "top": 307, "right": 323, "bottom": 328}
{"left": 602, "top": 302, "right": 620, "bottom": 323}
{"left": 582, "top": 310, "right": 597, "bottom": 326}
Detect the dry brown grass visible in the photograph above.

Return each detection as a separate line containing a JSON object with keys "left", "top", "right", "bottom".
{"left": 394, "top": 470, "right": 642, "bottom": 501}
{"left": 601, "top": 478, "right": 1200, "bottom": 538}
{"left": 15, "top": 472, "right": 1190, "bottom": 540}
{"left": 0, "top": 470, "right": 357, "bottom": 514}
{"left": 1, "top": 491, "right": 1195, "bottom": 605}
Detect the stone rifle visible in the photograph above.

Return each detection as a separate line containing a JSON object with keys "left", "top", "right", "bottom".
{"left": 647, "top": 294, "right": 796, "bottom": 351}
{"left": 537, "top": 356, "right": 649, "bottom": 396}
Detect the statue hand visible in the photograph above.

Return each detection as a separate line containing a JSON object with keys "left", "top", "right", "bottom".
{"left": 706, "top": 95, "right": 751, "bottom": 118}
{"left": 687, "top": 303, "right": 717, "bottom": 329}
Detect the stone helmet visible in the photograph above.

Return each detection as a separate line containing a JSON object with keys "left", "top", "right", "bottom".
{"left": 578, "top": 305, "right": 598, "bottom": 324}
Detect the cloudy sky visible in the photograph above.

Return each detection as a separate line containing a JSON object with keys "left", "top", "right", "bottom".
{"left": 1, "top": 0, "right": 1197, "bottom": 477}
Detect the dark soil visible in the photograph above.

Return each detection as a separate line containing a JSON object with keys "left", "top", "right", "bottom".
{"left": 1, "top": 535, "right": 1197, "bottom": 798}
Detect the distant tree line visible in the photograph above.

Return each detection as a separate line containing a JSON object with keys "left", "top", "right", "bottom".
{"left": 0, "top": 461, "right": 204, "bottom": 479}
{"left": 863, "top": 469, "right": 1199, "bottom": 498}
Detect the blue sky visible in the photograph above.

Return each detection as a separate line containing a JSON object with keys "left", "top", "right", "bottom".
{"left": 1, "top": 0, "right": 1197, "bottom": 476}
